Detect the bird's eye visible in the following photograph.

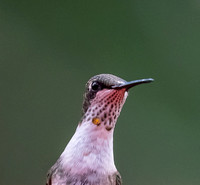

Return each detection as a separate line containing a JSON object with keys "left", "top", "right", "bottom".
{"left": 91, "top": 82, "right": 100, "bottom": 91}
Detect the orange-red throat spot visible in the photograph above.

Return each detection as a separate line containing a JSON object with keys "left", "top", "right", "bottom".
{"left": 92, "top": 117, "right": 101, "bottom": 126}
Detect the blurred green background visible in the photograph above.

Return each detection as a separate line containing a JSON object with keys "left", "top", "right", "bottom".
{"left": 1, "top": 0, "right": 200, "bottom": 185}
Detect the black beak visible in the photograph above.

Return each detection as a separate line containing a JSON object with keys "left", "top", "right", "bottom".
{"left": 111, "top": 78, "right": 154, "bottom": 90}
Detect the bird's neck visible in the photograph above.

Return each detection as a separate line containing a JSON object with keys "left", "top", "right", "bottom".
{"left": 60, "top": 121, "right": 117, "bottom": 175}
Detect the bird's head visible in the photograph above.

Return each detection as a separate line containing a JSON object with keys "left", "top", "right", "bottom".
{"left": 60, "top": 74, "right": 153, "bottom": 174}
{"left": 81, "top": 74, "right": 153, "bottom": 131}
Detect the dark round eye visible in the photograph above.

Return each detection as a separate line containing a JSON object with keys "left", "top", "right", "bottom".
{"left": 91, "top": 81, "right": 100, "bottom": 91}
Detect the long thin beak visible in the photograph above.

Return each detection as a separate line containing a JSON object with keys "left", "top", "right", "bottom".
{"left": 111, "top": 78, "right": 154, "bottom": 90}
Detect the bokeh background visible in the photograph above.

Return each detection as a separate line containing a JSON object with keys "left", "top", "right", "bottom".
{"left": 1, "top": 0, "right": 200, "bottom": 185}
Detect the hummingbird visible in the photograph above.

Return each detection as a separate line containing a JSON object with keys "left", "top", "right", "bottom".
{"left": 46, "top": 74, "right": 153, "bottom": 185}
